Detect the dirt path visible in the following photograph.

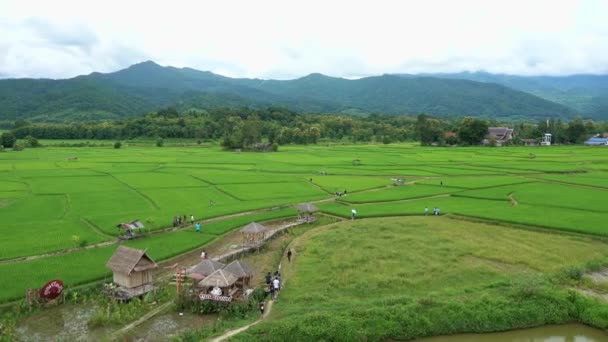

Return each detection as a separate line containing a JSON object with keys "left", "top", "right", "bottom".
{"left": 110, "top": 301, "right": 173, "bottom": 340}
{"left": 209, "top": 299, "right": 275, "bottom": 342}
{"left": 0, "top": 206, "right": 298, "bottom": 265}
{"left": 507, "top": 192, "right": 518, "bottom": 206}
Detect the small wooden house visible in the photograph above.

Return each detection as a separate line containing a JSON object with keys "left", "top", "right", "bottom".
{"left": 106, "top": 246, "right": 157, "bottom": 292}
{"left": 187, "top": 259, "right": 225, "bottom": 286}
{"left": 240, "top": 222, "right": 268, "bottom": 247}
{"left": 198, "top": 269, "right": 239, "bottom": 297}
{"left": 223, "top": 260, "right": 255, "bottom": 286}
{"left": 295, "top": 203, "right": 319, "bottom": 222}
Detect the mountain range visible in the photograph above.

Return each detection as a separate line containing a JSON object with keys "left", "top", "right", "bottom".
{"left": 0, "top": 61, "right": 605, "bottom": 122}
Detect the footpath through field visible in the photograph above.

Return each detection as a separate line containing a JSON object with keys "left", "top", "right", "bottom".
{"left": 0, "top": 206, "right": 295, "bottom": 265}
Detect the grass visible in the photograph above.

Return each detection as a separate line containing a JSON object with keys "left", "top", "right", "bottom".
{"left": 233, "top": 217, "right": 608, "bottom": 341}
{"left": 1, "top": 144, "right": 608, "bottom": 305}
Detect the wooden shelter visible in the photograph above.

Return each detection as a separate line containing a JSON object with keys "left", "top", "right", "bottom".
{"left": 105, "top": 246, "right": 157, "bottom": 298}
{"left": 295, "top": 203, "right": 319, "bottom": 222}
{"left": 223, "top": 260, "right": 254, "bottom": 286}
{"left": 116, "top": 220, "right": 145, "bottom": 240}
{"left": 198, "top": 269, "right": 239, "bottom": 297}
{"left": 240, "top": 222, "right": 267, "bottom": 247}
{"left": 187, "top": 259, "right": 225, "bottom": 285}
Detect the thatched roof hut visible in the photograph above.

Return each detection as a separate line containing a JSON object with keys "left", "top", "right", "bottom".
{"left": 198, "top": 269, "right": 238, "bottom": 288}
{"left": 240, "top": 222, "right": 267, "bottom": 234}
{"left": 106, "top": 246, "right": 157, "bottom": 289}
{"left": 295, "top": 203, "right": 319, "bottom": 213}
{"left": 240, "top": 222, "right": 268, "bottom": 247}
{"left": 223, "top": 260, "right": 254, "bottom": 279}
{"left": 187, "top": 259, "right": 225, "bottom": 280}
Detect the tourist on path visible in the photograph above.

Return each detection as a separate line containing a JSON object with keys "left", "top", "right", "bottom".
{"left": 265, "top": 272, "right": 272, "bottom": 285}
{"left": 200, "top": 249, "right": 207, "bottom": 259}
{"left": 195, "top": 223, "right": 201, "bottom": 233}
{"left": 351, "top": 209, "right": 357, "bottom": 220}
{"left": 259, "top": 301, "right": 265, "bottom": 315}
{"left": 287, "top": 249, "right": 292, "bottom": 263}
{"left": 273, "top": 277, "right": 280, "bottom": 293}
{"left": 424, "top": 207, "right": 429, "bottom": 216}
{"left": 269, "top": 284, "right": 275, "bottom": 299}
{"left": 190, "top": 214, "right": 195, "bottom": 224}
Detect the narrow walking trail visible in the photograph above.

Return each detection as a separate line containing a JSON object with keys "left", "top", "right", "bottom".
{"left": 209, "top": 299, "right": 275, "bottom": 342}
{"left": 0, "top": 205, "right": 293, "bottom": 265}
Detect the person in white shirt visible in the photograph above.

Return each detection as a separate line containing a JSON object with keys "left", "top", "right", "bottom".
{"left": 273, "top": 277, "right": 280, "bottom": 293}
{"left": 351, "top": 209, "right": 357, "bottom": 220}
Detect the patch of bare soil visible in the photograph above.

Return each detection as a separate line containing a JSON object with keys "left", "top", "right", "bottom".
{"left": 586, "top": 268, "right": 608, "bottom": 283}
{"left": 573, "top": 288, "right": 608, "bottom": 302}
{"left": 507, "top": 192, "right": 518, "bottom": 206}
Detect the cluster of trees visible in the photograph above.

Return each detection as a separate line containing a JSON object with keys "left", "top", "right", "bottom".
{"left": 416, "top": 114, "right": 608, "bottom": 146}
{"left": 10, "top": 107, "right": 417, "bottom": 148}
{"left": 6, "top": 106, "right": 608, "bottom": 148}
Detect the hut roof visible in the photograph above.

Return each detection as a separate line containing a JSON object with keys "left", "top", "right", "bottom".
{"left": 295, "top": 203, "right": 319, "bottom": 213}
{"left": 117, "top": 220, "right": 145, "bottom": 230}
{"left": 198, "top": 269, "right": 238, "bottom": 288}
{"left": 187, "top": 259, "right": 225, "bottom": 279}
{"left": 223, "top": 260, "right": 254, "bottom": 278}
{"left": 106, "top": 246, "right": 157, "bottom": 275}
{"left": 240, "top": 222, "right": 267, "bottom": 234}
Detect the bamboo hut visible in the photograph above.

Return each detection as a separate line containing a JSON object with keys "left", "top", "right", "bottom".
{"left": 240, "top": 222, "right": 267, "bottom": 247}
{"left": 223, "top": 260, "right": 254, "bottom": 286}
{"left": 187, "top": 259, "right": 225, "bottom": 286}
{"left": 295, "top": 203, "right": 319, "bottom": 222}
{"left": 198, "top": 269, "right": 239, "bottom": 297}
{"left": 105, "top": 246, "right": 157, "bottom": 298}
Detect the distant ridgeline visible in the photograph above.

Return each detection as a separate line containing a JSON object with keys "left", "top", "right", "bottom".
{"left": 7, "top": 107, "right": 608, "bottom": 148}
{"left": 0, "top": 61, "right": 595, "bottom": 123}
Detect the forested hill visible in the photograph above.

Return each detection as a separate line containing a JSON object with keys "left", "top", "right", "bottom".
{"left": 396, "top": 72, "right": 608, "bottom": 119}
{"left": 0, "top": 61, "right": 576, "bottom": 122}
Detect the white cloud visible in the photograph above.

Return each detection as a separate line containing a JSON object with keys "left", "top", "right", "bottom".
{"left": 0, "top": 0, "right": 607, "bottom": 79}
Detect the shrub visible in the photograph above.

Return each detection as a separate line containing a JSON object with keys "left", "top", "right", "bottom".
{"left": 12, "top": 143, "right": 24, "bottom": 151}
{"left": 0, "top": 145, "right": 4, "bottom": 152}
{"left": 0, "top": 132, "right": 16, "bottom": 148}
{"left": 156, "top": 138, "right": 164, "bottom": 147}
{"left": 563, "top": 266, "right": 584, "bottom": 281}
{"left": 271, "top": 143, "right": 279, "bottom": 152}
{"left": 24, "top": 135, "right": 40, "bottom": 147}
{"left": 114, "top": 141, "right": 122, "bottom": 149}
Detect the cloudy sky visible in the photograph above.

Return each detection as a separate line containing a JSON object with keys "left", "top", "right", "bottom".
{"left": 0, "top": 0, "right": 607, "bottom": 79}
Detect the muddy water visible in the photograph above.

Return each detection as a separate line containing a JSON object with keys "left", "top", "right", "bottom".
{"left": 414, "top": 324, "right": 608, "bottom": 342}
{"left": 15, "top": 303, "right": 216, "bottom": 342}
{"left": 16, "top": 304, "right": 111, "bottom": 341}
{"left": 122, "top": 311, "right": 217, "bottom": 341}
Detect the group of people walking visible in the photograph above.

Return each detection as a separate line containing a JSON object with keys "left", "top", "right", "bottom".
{"left": 173, "top": 214, "right": 195, "bottom": 227}
{"left": 265, "top": 271, "right": 282, "bottom": 300}
{"left": 424, "top": 207, "right": 441, "bottom": 216}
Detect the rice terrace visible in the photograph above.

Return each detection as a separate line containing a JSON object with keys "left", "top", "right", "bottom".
{"left": 1, "top": 142, "right": 608, "bottom": 341}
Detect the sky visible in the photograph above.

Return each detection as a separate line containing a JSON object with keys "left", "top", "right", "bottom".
{"left": 0, "top": 0, "right": 607, "bottom": 79}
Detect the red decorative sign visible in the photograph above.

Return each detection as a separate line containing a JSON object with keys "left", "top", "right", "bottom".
{"left": 39, "top": 280, "right": 64, "bottom": 300}
{"left": 199, "top": 293, "right": 232, "bottom": 302}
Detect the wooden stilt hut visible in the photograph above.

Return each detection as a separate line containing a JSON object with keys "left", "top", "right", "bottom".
{"left": 223, "top": 260, "right": 255, "bottom": 287}
{"left": 198, "top": 269, "right": 239, "bottom": 298}
{"left": 187, "top": 259, "right": 225, "bottom": 287}
{"left": 295, "top": 203, "right": 319, "bottom": 223}
{"left": 240, "top": 222, "right": 267, "bottom": 247}
{"left": 105, "top": 246, "right": 157, "bottom": 299}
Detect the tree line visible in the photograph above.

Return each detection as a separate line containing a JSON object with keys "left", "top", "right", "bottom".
{"left": 4, "top": 107, "right": 607, "bottom": 149}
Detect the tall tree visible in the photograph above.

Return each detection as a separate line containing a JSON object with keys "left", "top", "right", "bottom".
{"left": 457, "top": 117, "right": 489, "bottom": 145}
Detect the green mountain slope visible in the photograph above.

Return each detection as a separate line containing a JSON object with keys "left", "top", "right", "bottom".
{"left": 0, "top": 61, "right": 578, "bottom": 121}
{"left": 398, "top": 72, "right": 608, "bottom": 118}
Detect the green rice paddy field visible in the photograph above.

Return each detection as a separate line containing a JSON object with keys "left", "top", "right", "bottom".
{"left": 1, "top": 144, "right": 608, "bottom": 303}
